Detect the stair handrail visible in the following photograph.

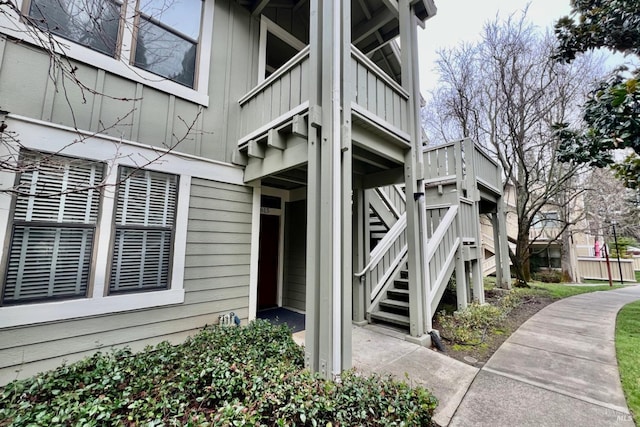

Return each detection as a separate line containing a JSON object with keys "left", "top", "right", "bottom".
{"left": 356, "top": 212, "right": 408, "bottom": 311}
{"left": 355, "top": 212, "right": 407, "bottom": 278}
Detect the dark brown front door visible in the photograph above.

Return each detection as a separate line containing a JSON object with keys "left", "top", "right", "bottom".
{"left": 257, "top": 214, "right": 280, "bottom": 309}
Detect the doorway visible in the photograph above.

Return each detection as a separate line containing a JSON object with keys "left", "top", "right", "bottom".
{"left": 257, "top": 214, "right": 280, "bottom": 309}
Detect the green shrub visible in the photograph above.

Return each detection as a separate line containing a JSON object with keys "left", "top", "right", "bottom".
{"left": 532, "top": 270, "right": 563, "bottom": 283}
{"left": 437, "top": 291, "right": 522, "bottom": 346}
{"left": 0, "top": 320, "right": 437, "bottom": 426}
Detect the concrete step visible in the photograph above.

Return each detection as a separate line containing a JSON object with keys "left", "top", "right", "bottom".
{"left": 370, "top": 311, "right": 410, "bottom": 327}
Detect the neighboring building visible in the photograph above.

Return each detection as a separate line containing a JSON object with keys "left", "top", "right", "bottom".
{"left": 0, "top": 0, "right": 510, "bottom": 383}
{"left": 479, "top": 182, "right": 637, "bottom": 283}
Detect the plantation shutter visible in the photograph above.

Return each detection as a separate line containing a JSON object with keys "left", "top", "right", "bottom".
{"left": 109, "top": 167, "right": 177, "bottom": 293}
{"left": 2, "top": 153, "right": 102, "bottom": 304}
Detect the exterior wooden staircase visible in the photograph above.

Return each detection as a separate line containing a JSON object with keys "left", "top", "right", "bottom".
{"left": 370, "top": 267, "right": 410, "bottom": 327}
{"left": 358, "top": 139, "right": 508, "bottom": 334}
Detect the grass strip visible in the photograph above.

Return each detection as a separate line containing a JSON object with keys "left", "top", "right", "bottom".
{"left": 616, "top": 300, "right": 640, "bottom": 424}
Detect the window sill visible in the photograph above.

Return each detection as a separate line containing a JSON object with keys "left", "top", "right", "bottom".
{"left": 0, "top": 288, "right": 185, "bottom": 328}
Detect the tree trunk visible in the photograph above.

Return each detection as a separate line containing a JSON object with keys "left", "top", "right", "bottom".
{"left": 561, "top": 231, "right": 580, "bottom": 283}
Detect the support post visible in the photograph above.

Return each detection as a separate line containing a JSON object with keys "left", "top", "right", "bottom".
{"left": 471, "top": 259, "right": 484, "bottom": 304}
{"left": 495, "top": 196, "right": 512, "bottom": 289}
{"left": 455, "top": 213, "right": 468, "bottom": 310}
{"left": 340, "top": 0, "right": 353, "bottom": 370}
{"left": 305, "top": 0, "right": 351, "bottom": 379}
{"left": 399, "top": 0, "right": 427, "bottom": 341}
{"left": 491, "top": 212, "right": 503, "bottom": 286}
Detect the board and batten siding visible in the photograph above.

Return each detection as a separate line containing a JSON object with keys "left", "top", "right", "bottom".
{"left": 282, "top": 200, "right": 306, "bottom": 311}
{"left": 0, "top": 178, "right": 253, "bottom": 385}
{"left": 0, "top": 0, "right": 256, "bottom": 164}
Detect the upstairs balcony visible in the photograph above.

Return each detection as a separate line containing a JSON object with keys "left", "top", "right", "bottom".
{"left": 235, "top": 44, "right": 413, "bottom": 186}
{"left": 423, "top": 139, "right": 503, "bottom": 203}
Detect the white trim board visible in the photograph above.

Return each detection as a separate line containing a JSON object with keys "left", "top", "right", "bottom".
{"left": 5, "top": 115, "right": 245, "bottom": 185}
{"left": 0, "top": 290, "right": 186, "bottom": 328}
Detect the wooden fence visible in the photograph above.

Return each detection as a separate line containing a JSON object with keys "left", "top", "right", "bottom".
{"left": 577, "top": 257, "right": 636, "bottom": 282}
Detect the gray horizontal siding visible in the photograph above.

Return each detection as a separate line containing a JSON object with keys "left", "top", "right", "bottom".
{"left": 0, "top": 178, "right": 254, "bottom": 385}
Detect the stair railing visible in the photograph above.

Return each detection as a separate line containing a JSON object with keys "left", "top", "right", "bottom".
{"left": 483, "top": 255, "right": 497, "bottom": 275}
{"left": 355, "top": 212, "right": 407, "bottom": 315}
{"left": 373, "top": 185, "right": 406, "bottom": 219}
{"left": 423, "top": 205, "right": 460, "bottom": 329}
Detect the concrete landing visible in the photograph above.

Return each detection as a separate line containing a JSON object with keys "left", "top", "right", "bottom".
{"left": 352, "top": 324, "right": 478, "bottom": 426}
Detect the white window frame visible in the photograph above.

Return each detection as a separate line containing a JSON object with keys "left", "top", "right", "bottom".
{"left": 0, "top": 0, "right": 214, "bottom": 106}
{"left": 2, "top": 153, "right": 103, "bottom": 304}
{"left": 109, "top": 166, "right": 178, "bottom": 294}
{"left": 258, "top": 16, "right": 306, "bottom": 83}
{"left": 0, "top": 114, "right": 246, "bottom": 328}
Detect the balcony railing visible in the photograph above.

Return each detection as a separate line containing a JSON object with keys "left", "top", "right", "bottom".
{"left": 237, "top": 46, "right": 311, "bottom": 146}
{"left": 350, "top": 47, "right": 410, "bottom": 138}
{"left": 472, "top": 143, "right": 501, "bottom": 194}
{"left": 423, "top": 139, "right": 502, "bottom": 196}
{"left": 237, "top": 45, "right": 411, "bottom": 146}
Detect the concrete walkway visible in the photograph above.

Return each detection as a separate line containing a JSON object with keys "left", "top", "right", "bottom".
{"left": 352, "top": 324, "right": 479, "bottom": 426}
{"left": 450, "top": 285, "right": 640, "bottom": 427}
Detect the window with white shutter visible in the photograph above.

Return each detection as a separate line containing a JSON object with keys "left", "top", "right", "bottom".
{"left": 109, "top": 167, "right": 177, "bottom": 293}
{"left": 2, "top": 152, "right": 103, "bottom": 304}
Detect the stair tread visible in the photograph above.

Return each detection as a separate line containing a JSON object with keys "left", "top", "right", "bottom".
{"left": 370, "top": 311, "right": 410, "bottom": 326}
{"left": 388, "top": 288, "right": 409, "bottom": 295}
{"left": 380, "top": 299, "right": 409, "bottom": 308}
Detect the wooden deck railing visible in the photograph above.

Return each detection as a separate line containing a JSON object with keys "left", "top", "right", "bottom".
{"left": 423, "top": 141, "right": 459, "bottom": 184}
{"left": 425, "top": 205, "right": 460, "bottom": 317}
{"left": 350, "top": 47, "right": 410, "bottom": 135}
{"left": 458, "top": 198, "right": 477, "bottom": 241}
{"left": 237, "top": 46, "right": 310, "bottom": 145}
{"left": 472, "top": 143, "right": 501, "bottom": 193}
{"left": 423, "top": 139, "right": 502, "bottom": 197}
{"left": 237, "top": 45, "right": 412, "bottom": 145}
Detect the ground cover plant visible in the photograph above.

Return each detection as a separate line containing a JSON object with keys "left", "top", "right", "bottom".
{"left": 616, "top": 300, "right": 640, "bottom": 424}
{"left": 0, "top": 320, "right": 437, "bottom": 426}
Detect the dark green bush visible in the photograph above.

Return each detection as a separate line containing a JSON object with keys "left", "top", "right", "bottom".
{"left": 532, "top": 270, "right": 563, "bottom": 283}
{"left": 0, "top": 320, "right": 437, "bottom": 426}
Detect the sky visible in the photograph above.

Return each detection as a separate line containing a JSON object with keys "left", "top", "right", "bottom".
{"left": 417, "top": 0, "right": 573, "bottom": 94}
